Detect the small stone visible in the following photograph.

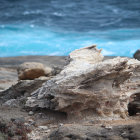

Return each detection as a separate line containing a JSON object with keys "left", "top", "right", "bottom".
{"left": 27, "top": 119, "right": 36, "bottom": 126}
{"left": 10, "top": 117, "right": 25, "bottom": 125}
{"left": 105, "top": 126, "right": 112, "bottom": 130}
{"left": 59, "top": 123, "right": 64, "bottom": 127}
{"left": 38, "top": 126, "right": 48, "bottom": 130}
{"left": 121, "top": 132, "right": 127, "bottom": 137}
{"left": 45, "top": 129, "right": 50, "bottom": 133}
{"left": 24, "top": 123, "right": 30, "bottom": 127}
{"left": 89, "top": 120, "right": 94, "bottom": 124}
{"left": 3, "top": 99, "right": 18, "bottom": 107}
{"left": 28, "top": 119, "right": 34, "bottom": 123}
{"left": 17, "top": 62, "right": 53, "bottom": 80}
{"left": 11, "top": 118, "right": 16, "bottom": 122}
{"left": 27, "top": 120, "right": 36, "bottom": 126}
{"left": 136, "top": 113, "right": 140, "bottom": 116}
{"left": 29, "top": 111, "right": 34, "bottom": 116}
{"left": 101, "top": 124, "right": 106, "bottom": 128}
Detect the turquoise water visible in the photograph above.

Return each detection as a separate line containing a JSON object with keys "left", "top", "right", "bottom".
{"left": 0, "top": 0, "right": 140, "bottom": 57}
{"left": 0, "top": 25, "right": 140, "bottom": 57}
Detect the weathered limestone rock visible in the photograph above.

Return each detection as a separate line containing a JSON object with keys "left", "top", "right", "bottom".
{"left": 26, "top": 45, "right": 140, "bottom": 119}
{"left": 0, "top": 77, "right": 50, "bottom": 104}
{"left": 17, "top": 62, "right": 52, "bottom": 80}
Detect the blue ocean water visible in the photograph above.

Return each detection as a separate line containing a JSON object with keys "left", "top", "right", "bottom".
{"left": 0, "top": 0, "right": 140, "bottom": 57}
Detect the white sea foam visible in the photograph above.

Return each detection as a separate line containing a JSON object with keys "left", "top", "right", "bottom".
{"left": 23, "top": 10, "right": 42, "bottom": 15}
{"left": 30, "top": 24, "right": 35, "bottom": 28}
{"left": 0, "top": 42, "right": 7, "bottom": 47}
{"left": 0, "top": 25, "right": 5, "bottom": 28}
{"left": 53, "top": 12, "right": 65, "bottom": 17}
{"left": 0, "top": 24, "right": 140, "bottom": 57}
{"left": 102, "top": 49, "right": 115, "bottom": 56}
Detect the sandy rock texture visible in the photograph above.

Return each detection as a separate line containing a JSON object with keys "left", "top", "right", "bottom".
{"left": 26, "top": 45, "right": 140, "bottom": 120}
{"left": 17, "top": 62, "right": 52, "bottom": 80}
{"left": 48, "top": 123, "right": 140, "bottom": 140}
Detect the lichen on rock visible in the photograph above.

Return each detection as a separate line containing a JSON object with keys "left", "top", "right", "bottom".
{"left": 26, "top": 45, "right": 140, "bottom": 120}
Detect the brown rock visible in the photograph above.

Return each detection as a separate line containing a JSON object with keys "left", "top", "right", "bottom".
{"left": 17, "top": 62, "right": 52, "bottom": 80}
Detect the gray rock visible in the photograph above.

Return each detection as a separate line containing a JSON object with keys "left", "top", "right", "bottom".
{"left": 133, "top": 49, "right": 140, "bottom": 60}
{"left": 38, "top": 126, "right": 48, "bottom": 130}
{"left": 3, "top": 99, "right": 18, "bottom": 107}
{"left": 48, "top": 124, "right": 140, "bottom": 140}
{"left": 17, "top": 62, "right": 52, "bottom": 80}
{"left": 0, "top": 77, "right": 50, "bottom": 104}
{"left": 28, "top": 111, "right": 34, "bottom": 116}
{"left": 11, "top": 117, "right": 25, "bottom": 124}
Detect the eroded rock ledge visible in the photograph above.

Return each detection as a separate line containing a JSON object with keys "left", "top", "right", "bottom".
{"left": 26, "top": 45, "right": 140, "bottom": 119}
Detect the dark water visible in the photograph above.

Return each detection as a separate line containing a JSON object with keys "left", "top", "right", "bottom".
{"left": 0, "top": 0, "right": 140, "bottom": 57}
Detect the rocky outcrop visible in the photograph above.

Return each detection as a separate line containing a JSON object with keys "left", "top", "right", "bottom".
{"left": 26, "top": 45, "right": 140, "bottom": 120}
{"left": 0, "top": 77, "right": 50, "bottom": 104}
{"left": 133, "top": 49, "right": 140, "bottom": 60}
{"left": 17, "top": 62, "right": 52, "bottom": 80}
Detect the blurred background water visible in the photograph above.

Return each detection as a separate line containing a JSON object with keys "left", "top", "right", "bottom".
{"left": 0, "top": 0, "right": 140, "bottom": 57}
